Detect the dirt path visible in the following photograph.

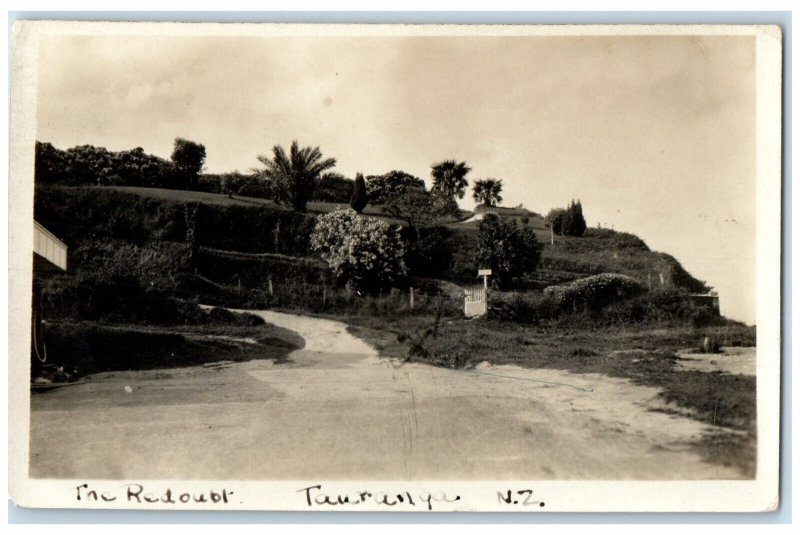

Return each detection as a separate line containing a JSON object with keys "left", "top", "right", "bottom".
{"left": 29, "top": 310, "right": 744, "bottom": 480}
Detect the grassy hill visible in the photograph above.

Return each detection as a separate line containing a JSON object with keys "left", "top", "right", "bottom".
{"left": 36, "top": 184, "right": 710, "bottom": 317}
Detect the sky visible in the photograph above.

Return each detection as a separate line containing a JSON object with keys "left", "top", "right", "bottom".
{"left": 35, "top": 33, "right": 757, "bottom": 324}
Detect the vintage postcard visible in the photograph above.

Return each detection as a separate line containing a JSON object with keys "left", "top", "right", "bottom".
{"left": 8, "top": 21, "right": 782, "bottom": 512}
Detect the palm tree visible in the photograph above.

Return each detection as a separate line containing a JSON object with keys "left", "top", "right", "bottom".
{"left": 430, "top": 159, "right": 471, "bottom": 201}
{"left": 472, "top": 178, "right": 503, "bottom": 207}
{"left": 255, "top": 141, "right": 337, "bottom": 212}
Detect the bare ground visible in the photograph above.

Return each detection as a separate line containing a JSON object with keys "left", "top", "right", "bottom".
{"left": 29, "top": 310, "right": 745, "bottom": 480}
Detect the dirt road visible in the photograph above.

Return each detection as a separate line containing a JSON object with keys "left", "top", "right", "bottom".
{"left": 29, "top": 310, "right": 744, "bottom": 480}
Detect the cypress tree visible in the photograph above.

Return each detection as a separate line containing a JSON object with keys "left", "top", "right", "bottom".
{"left": 563, "top": 199, "right": 587, "bottom": 237}
{"left": 350, "top": 173, "right": 368, "bottom": 213}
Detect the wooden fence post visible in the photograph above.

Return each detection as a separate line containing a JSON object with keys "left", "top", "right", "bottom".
{"left": 267, "top": 277, "right": 274, "bottom": 296}
{"left": 409, "top": 287, "right": 415, "bottom": 310}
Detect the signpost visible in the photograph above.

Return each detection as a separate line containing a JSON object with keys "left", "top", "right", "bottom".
{"left": 478, "top": 268, "right": 492, "bottom": 289}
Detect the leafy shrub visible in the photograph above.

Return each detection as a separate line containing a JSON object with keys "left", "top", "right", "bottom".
{"left": 69, "top": 240, "right": 194, "bottom": 293}
{"left": 207, "top": 307, "right": 237, "bottom": 324}
{"left": 311, "top": 209, "right": 407, "bottom": 292}
{"left": 602, "top": 289, "right": 719, "bottom": 327}
{"left": 476, "top": 213, "right": 542, "bottom": 289}
{"left": 545, "top": 208, "right": 566, "bottom": 234}
{"left": 491, "top": 286, "right": 719, "bottom": 328}
{"left": 404, "top": 225, "right": 453, "bottom": 279}
{"left": 581, "top": 228, "right": 649, "bottom": 250}
{"left": 366, "top": 170, "right": 426, "bottom": 205}
{"left": 39, "top": 239, "right": 204, "bottom": 325}
{"left": 196, "top": 174, "right": 222, "bottom": 193}
{"left": 543, "top": 273, "right": 644, "bottom": 312}
{"left": 42, "top": 271, "right": 204, "bottom": 326}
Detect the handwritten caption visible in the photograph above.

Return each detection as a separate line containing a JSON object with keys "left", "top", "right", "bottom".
{"left": 72, "top": 483, "right": 545, "bottom": 510}
{"left": 297, "top": 484, "right": 545, "bottom": 511}
{"left": 75, "top": 483, "right": 233, "bottom": 505}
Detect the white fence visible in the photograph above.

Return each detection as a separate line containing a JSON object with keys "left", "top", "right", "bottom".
{"left": 464, "top": 286, "right": 487, "bottom": 318}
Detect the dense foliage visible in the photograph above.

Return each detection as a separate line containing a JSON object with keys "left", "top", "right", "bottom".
{"left": 35, "top": 142, "right": 176, "bottom": 188}
{"left": 492, "top": 287, "right": 720, "bottom": 328}
{"left": 311, "top": 209, "right": 407, "bottom": 291}
{"left": 544, "top": 207, "right": 566, "bottom": 234}
{"left": 365, "top": 170, "right": 426, "bottom": 205}
{"left": 543, "top": 273, "right": 644, "bottom": 312}
{"left": 34, "top": 185, "right": 316, "bottom": 255}
{"left": 562, "top": 199, "right": 587, "bottom": 237}
{"left": 40, "top": 240, "right": 198, "bottom": 325}
{"left": 383, "top": 189, "right": 460, "bottom": 229}
{"left": 403, "top": 225, "right": 454, "bottom": 279}
{"left": 475, "top": 213, "right": 542, "bottom": 289}
{"left": 218, "top": 172, "right": 270, "bottom": 198}
{"left": 314, "top": 174, "right": 355, "bottom": 203}
{"left": 170, "top": 138, "right": 206, "bottom": 190}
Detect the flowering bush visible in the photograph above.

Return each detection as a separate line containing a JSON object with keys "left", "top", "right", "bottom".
{"left": 543, "top": 273, "right": 644, "bottom": 311}
{"left": 311, "top": 209, "right": 406, "bottom": 291}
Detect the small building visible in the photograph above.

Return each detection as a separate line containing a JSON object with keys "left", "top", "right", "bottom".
{"left": 33, "top": 220, "right": 67, "bottom": 274}
{"left": 688, "top": 290, "right": 720, "bottom": 315}
{"left": 32, "top": 221, "right": 68, "bottom": 373}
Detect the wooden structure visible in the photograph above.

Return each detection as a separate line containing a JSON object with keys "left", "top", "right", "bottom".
{"left": 464, "top": 269, "right": 491, "bottom": 318}
{"left": 464, "top": 286, "right": 487, "bottom": 317}
{"left": 32, "top": 221, "right": 68, "bottom": 370}
{"left": 34, "top": 221, "right": 67, "bottom": 273}
{"left": 688, "top": 291, "right": 721, "bottom": 315}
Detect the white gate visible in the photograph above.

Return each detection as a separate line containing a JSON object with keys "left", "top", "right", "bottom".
{"left": 464, "top": 286, "right": 487, "bottom": 317}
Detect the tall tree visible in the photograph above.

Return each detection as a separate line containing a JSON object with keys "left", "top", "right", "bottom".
{"left": 255, "top": 140, "right": 337, "bottom": 212}
{"left": 350, "top": 173, "right": 368, "bottom": 213}
{"left": 562, "top": 199, "right": 587, "bottom": 237}
{"left": 383, "top": 189, "right": 461, "bottom": 230}
{"left": 430, "top": 160, "right": 471, "bottom": 201}
{"left": 472, "top": 178, "right": 503, "bottom": 207}
{"left": 475, "top": 214, "right": 542, "bottom": 289}
{"left": 171, "top": 138, "right": 206, "bottom": 190}
{"left": 545, "top": 207, "right": 567, "bottom": 235}
{"left": 365, "top": 170, "right": 426, "bottom": 205}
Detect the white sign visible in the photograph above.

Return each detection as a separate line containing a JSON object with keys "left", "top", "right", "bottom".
{"left": 478, "top": 269, "right": 492, "bottom": 276}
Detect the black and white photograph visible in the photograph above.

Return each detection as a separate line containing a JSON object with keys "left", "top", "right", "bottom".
{"left": 8, "top": 21, "right": 782, "bottom": 512}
